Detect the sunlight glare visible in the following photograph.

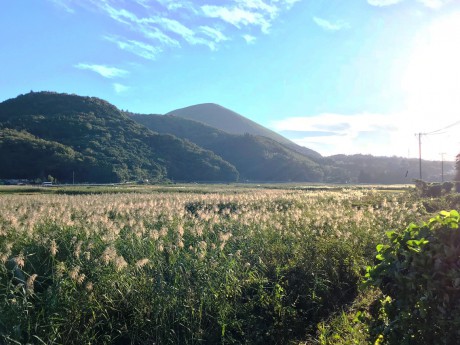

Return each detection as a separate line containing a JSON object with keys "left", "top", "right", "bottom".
{"left": 402, "top": 11, "right": 460, "bottom": 160}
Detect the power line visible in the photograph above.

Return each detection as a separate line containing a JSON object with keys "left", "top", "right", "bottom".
{"left": 425, "top": 120, "right": 460, "bottom": 135}
{"left": 415, "top": 119, "right": 460, "bottom": 180}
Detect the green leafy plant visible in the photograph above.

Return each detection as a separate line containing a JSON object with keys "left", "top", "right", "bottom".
{"left": 364, "top": 210, "right": 460, "bottom": 344}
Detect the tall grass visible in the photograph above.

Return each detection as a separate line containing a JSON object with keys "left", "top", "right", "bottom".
{"left": 0, "top": 189, "right": 424, "bottom": 344}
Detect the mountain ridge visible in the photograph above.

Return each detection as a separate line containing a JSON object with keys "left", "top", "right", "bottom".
{"left": 130, "top": 113, "right": 324, "bottom": 182}
{"left": 0, "top": 91, "right": 453, "bottom": 184}
{"left": 165, "top": 103, "right": 322, "bottom": 160}
{"left": 0, "top": 92, "right": 239, "bottom": 183}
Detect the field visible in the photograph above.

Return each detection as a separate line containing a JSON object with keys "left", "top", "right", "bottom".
{"left": 0, "top": 184, "right": 434, "bottom": 344}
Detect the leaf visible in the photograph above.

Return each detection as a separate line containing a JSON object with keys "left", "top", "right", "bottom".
{"left": 386, "top": 230, "right": 396, "bottom": 240}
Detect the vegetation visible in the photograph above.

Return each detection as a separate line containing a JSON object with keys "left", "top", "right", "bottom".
{"left": 163, "top": 103, "right": 322, "bottom": 160}
{"left": 0, "top": 185, "right": 425, "bottom": 344}
{"left": 0, "top": 91, "right": 453, "bottom": 184}
{"left": 0, "top": 92, "right": 238, "bottom": 183}
{"left": 364, "top": 210, "right": 460, "bottom": 344}
{"left": 131, "top": 114, "right": 454, "bottom": 184}
{"left": 327, "top": 154, "right": 455, "bottom": 184}
{"left": 131, "top": 114, "right": 324, "bottom": 182}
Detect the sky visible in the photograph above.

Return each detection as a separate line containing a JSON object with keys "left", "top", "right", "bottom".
{"left": 1, "top": 0, "right": 459, "bottom": 161}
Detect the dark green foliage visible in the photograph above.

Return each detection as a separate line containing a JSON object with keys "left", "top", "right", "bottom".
{"left": 414, "top": 179, "right": 454, "bottom": 198}
{"left": 164, "top": 103, "right": 322, "bottom": 160}
{"left": 0, "top": 92, "right": 238, "bottom": 182}
{"left": 131, "top": 114, "right": 324, "bottom": 182}
{"left": 364, "top": 210, "right": 460, "bottom": 344}
{"left": 0, "top": 129, "right": 84, "bottom": 181}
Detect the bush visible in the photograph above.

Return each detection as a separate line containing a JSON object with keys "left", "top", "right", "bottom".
{"left": 364, "top": 210, "right": 460, "bottom": 344}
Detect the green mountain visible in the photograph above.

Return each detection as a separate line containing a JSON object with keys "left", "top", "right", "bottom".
{"left": 165, "top": 103, "right": 322, "bottom": 160}
{"left": 1, "top": 91, "right": 453, "bottom": 185}
{"left": 0, "top": 92, "right": 239, "bottom": 183}
{"left": 130, "top": 114, "right": 324, "bottom": 182}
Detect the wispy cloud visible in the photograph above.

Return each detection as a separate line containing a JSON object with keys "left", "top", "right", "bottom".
{"left": 51, "top": 0, "right": 302, "bottom": 58}
{"left": 74, "top": 63, "right": 129, "bottom": 78}
{"left": 243, "top": 34, "right": 257, "bottom": 44}
{"left": 48, "top": 0, "right": 75, "bottom": 13}
{"left": 367, "top": 0, "right": 404, "bottom": 6}
{"left": 113, "top": 83, "right": 130, "bottom": 93}
{"left": 368, "top": 0, "right": 450, "bottom": 8}
{"left": 416, "top": 0, "right": 450, "bottom": 9}
{"left": 154, "top": 0, "right": 198, "bottom": 12}
{"left": 202, "top": 5, "right": 271, "bottom": 33}
{"left": 200, "top": 26, "right": 229, "bottom": 43}
{"left": 105, "top": 36, "right": 162, "bottom": 60}
{"left": 272, "top": 108, "right": 459, "bottom": 160}
{"left": 272, "top": 112, "right": 407, "bottom": 157}
{"left": 313, "top": 17, "right": 350, "bottom": 31}
{"left": 146, "top": 16, "right": 217, "bottom": 49}
{"left": 236, "top": 0, "right": 279, "bottom": 18}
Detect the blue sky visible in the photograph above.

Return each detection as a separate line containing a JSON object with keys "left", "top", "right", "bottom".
{"left": 1, "top": 0, "right": 459, "bottom": 160}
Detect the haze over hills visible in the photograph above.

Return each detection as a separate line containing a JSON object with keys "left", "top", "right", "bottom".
{"left": 166, "top": 103, "right": 322, "bottom": 160}
{"left": 131, "top": 114, "right": 324, "bottom": 182}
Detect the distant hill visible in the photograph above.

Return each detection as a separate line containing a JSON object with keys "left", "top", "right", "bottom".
{"left": 0, "top": 92, "right": 239, "bottom": 183}
{"left": 1, "top": 91, "right": 454, "bottom": 185}
{"left": 165, "top": 103, "right": 322, "bottom": 160}
{"left": 130, "top": 114, "right": 324, "bottom": 182}
{"left": 327, "top": 154, "right": 455, "bottom": 184}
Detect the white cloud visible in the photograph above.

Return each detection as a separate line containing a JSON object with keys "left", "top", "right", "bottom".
{"left": 143, "top": 27, "right": 181, "bottom": 47}
{"left": 243, "top": 34, "right": 257, "bottom": 44}
{"left": 313, "top": 17, "right": 350, "bottom": 31}
{"left": 272, "top": 112, "right": 401, "bottom": 157}
{"left": 284, "top": 0, "right": 302, "bottom": 6}
{"left": 202, "top": 5, "right": 271, "bottom": 33}
{"left": 236, "top": 0, "right": 278, "bottom": 18}
{"left": 134, "top": 0, "right": 150, "bottom": 9}
{"left": 200, "top": 26, "right": 229, "bottom": 43}
{"left": 113, "top": 83, "right": 130, "bottom": 93}
{"left": 105, "top": 36, "right": 162, "bottom": 60}
{"left": 144, "top": 17, "right": 216, "bottom": 49}
{"left": 368, "top": 0, "right": 450, "bottom": 8}
{"left": 154, "top": 0, "right": 198, "bottom": 12}
{"left": 149, "top": 17, "right": 195, "bottom": 39}
{"left": 74, "top": 63, "right": 129, "bottom": 78}
{"left": 416, "top": 0, "right": 450, "bottom": 9}
{"left": 102, "top": 4, "right": 140, "bottom": 26}
{"left": 272, "top": 108, "right": 459, "bottom": 161}
{"left": 52, "top": 0, "right": 304, "bottom": 57}
{"left": 367, "top": 0, "right": 404, "bottom": 6}
{"left": 101, "top": 4, "right": 182, "bottom": 47}
{"left": 47, "top": 0, "right": 75, "bottom": 13}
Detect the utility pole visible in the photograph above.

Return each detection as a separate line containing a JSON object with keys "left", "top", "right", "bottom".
{"left": 440, "top": 153, "right": 445, "bottom": 182}
{"left": 417, "top": 133, "right": 422, "bottom": 180}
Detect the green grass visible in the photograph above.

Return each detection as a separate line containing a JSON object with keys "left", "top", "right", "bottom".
{"left": 0, "top": 186, "right": 431, "bottom": 344}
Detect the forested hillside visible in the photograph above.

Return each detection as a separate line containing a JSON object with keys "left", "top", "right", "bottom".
{"left": 131, "top": 114, "right": 324, "bottom": 182}
{"left": 0, "top": 91, "right": 454, "bottom": 184}
{"left": 0, "top": 92, "right": 238, "bottom": 183}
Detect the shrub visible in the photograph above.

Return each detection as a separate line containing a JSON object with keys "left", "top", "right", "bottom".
{"left": 364, "top": 210, "right": 460, "bottom": 344}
